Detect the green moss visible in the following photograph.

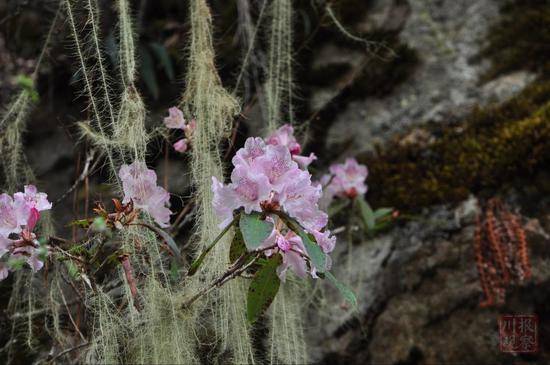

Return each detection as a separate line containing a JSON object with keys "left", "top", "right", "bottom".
{"left": 480, "top": 0, "right": 550, "bottom": 81}
{"left": 362, "top": 81, "right": 550, "bottom": 210}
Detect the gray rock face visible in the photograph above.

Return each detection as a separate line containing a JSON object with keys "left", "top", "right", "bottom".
{"left": 324, "top": 0, "right": 520, "bottom": 157}
{"left": 308, "top": 196, "right": 550, "bottom": 364}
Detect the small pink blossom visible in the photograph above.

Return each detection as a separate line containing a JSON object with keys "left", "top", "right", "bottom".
{"left": 119, "top": 161, "right": 172, "bottom": 227}
{"left": 263, "top": 230, "right": 308, "bottom": 281}
{"left": 164, "top": 107, "right": 196, "bottom": 153}
{"left": 266, "top": 124, "right": 302, "bottom": 155}
{"left": 14, "top": 185, "right": 52, "bottom": 212}
{"left": 323, "top": 158, "right": 368, "bottom": 200}
{"left": 0, "top": 186, "right": 51, "bottom": 281}
{"left": 265, "top": 124, "right": 318, "bottom": 169}
{"left": 173, "top": 138, "right": 188, "bottom": 153}
{"left": 164, "top": 107, "right": 186, "bottom": 129}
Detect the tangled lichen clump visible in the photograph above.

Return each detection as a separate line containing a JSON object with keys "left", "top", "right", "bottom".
{"left": 363, "top": 81, "right": 550, "bottom": 210}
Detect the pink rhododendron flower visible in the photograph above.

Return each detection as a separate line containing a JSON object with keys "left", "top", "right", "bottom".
{"left": 0, "top": 186, "right": 51, "bottom": 281}
{"left": 212, "top": 126, "right": 336, "bottom": 280}
{"left": 322, "top": 158, "right": 368, "bottom": 202}
{"left": 266, "top": 124, "right": 318, "bottom": 169}
{"left": 164, "top": 107, "right": 196, "bottom": 153}
{"left": 261, "top": 230, "right": 308, "bottom": 281}
{"left": 14, "top": 185, "right": 52, "bottom": 212}
{"left": 119, "top": 161, "right": 172, "bottom": 227}
{"left": 0, "top": 194, "right": 28, "bottom": 236}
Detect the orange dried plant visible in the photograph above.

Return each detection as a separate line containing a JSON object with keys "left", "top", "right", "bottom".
{"left": 473, "top": 197, "right": 531, "bottom": 307}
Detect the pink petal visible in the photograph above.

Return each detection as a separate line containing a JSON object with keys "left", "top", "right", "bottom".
{"left": 163, "top": 107, "right": 186, "bottom": 129}
{"left": 173, "top": 138, "right": 188, "bottom": 153}
{"left": 0, "top": 263, "right": 8, "bottom": 281}
{"left": 26, "top": 208, "right": 40, "bottom": 231}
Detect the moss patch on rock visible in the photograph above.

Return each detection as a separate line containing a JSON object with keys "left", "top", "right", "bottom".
{"left": 362, "top": 81, "right": 550, "bottom": 210}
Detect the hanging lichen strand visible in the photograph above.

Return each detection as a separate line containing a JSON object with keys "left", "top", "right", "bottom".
{"left": 1, "top": 10, "right": 60, "bottom": 362}
{"left": 181, "top": 1, "right": 254, "bottom": 364}
{"left": 261, "top": 1, "right": 309, "bottom": 363}
{"left": 264, "top": 0, "right": 294, "bottom": 132}
{"left": 0, "top": 5, "right": 60, "bottom": 193}
{"left": 79, "top": 1, "right": 199, "bottom": 363}
{"left": 66, "top": 0, "right": 149, "bottom": 185}
{"left": 112, "top": 0, "right": 147, "bottom": 162}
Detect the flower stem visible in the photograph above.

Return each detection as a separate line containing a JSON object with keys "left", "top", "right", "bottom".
{"left": 187, "top": 214, "right": 239, "bottom": 275}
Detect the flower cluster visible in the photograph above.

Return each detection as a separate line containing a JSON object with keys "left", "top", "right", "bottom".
{"left": 164, "top": 107, "right": 196, "bottom": 153}
{"left": 119, "top": 161, "right": 172, "bottom": 227}
{"left": 0, "top": 185, "right": 52, "bottom": 280}
{"left": 321, "top": 158, "right": 368, "bottom": 202}
{"left": 212, "top": 124, "right": 334, "bottom": 281}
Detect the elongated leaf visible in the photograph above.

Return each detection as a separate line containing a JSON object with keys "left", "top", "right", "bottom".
{"left": 325, "top": 271, "right": 357, "bottom": 309}
{"left": 374, "top": 207, "right": 393, "bottom": 220}
{"left": 328, "top": 199, "right": 350, "bottom": 217}
{"left": 298, "top": 230, "right": 327, "bottom": 273}
{"left": 356, "top": 196, "right": 375, "bottom": 230}
{"left": 139, "top": 45, "right": 159, "bottom": 99}
{"left": 229, "top": 227, "right": 247, "bottom": 263}
{"left": 149, "top": 42, "right": 175, "bottom": 81}
{"left": 274, "top": 212, "right": 327, "bottom": 273}
{"left": 247, "top": 254, "right": 282, "bottom": 323}
{"left": 240, "top": 212, "right": 274, "bottom": 251}
{"left": 143, "top": 223, "right": 182, "bottom": 262}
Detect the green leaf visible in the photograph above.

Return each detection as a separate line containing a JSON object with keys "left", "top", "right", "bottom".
{"left": 16, "top": 75, "right": 39, "bottom": 102}
{"left": 298, "top": 230, "right": 327, "bottom": 274}
{"left": 240, "top": 212, "right": 274, "bottom": 251}
{"left": 229, "top": 227, "right": 247, "bottom": 263}
{"left": 149, "top": 42, "right": 175, "bottom": 82}
{"left": 356, "top": 196, "right": 375, "bottom": 230}
{"left": 69, "top": 219, "right": 91, "bottom": 229}
{"left": 273, "top": 212, "right": 327, "bottom": 273}
{"left": 8, "top": 258, "right": 26, "bottom": 271}
{"left": 247, "top": 254, "right": 282, "bottom": 323}
{"left": 91, "top": 217, "right": 107, "bottom": 232}
{"left": 64, "top": 260, "right": 80, "bottom": 279}
{"left": 169, "top": 259, "right": 180, "bottom": 282}
{"left": 374, "top": 207, "right": 393, "bottom": 220}
{"left": 142, "top": 223, "right": 182, "bottom": 263}
{"left": 139, "top": 46, "right": 159, "bottom": 99}
{"left": 325, "top": 271, "right": 357, "bottom": 309}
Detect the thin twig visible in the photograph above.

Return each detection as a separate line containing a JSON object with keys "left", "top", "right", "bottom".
{"left": 118, "top": 254, "right": 141, "bottom": 311}
{"left": 49, "top": 341, "right": 90, "bottom": 362}
{"left": 54, "top": 149, "right": 99, "bottom": 205}
{"left": 171, "top": 197, "right": 195, "bottom": 232}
